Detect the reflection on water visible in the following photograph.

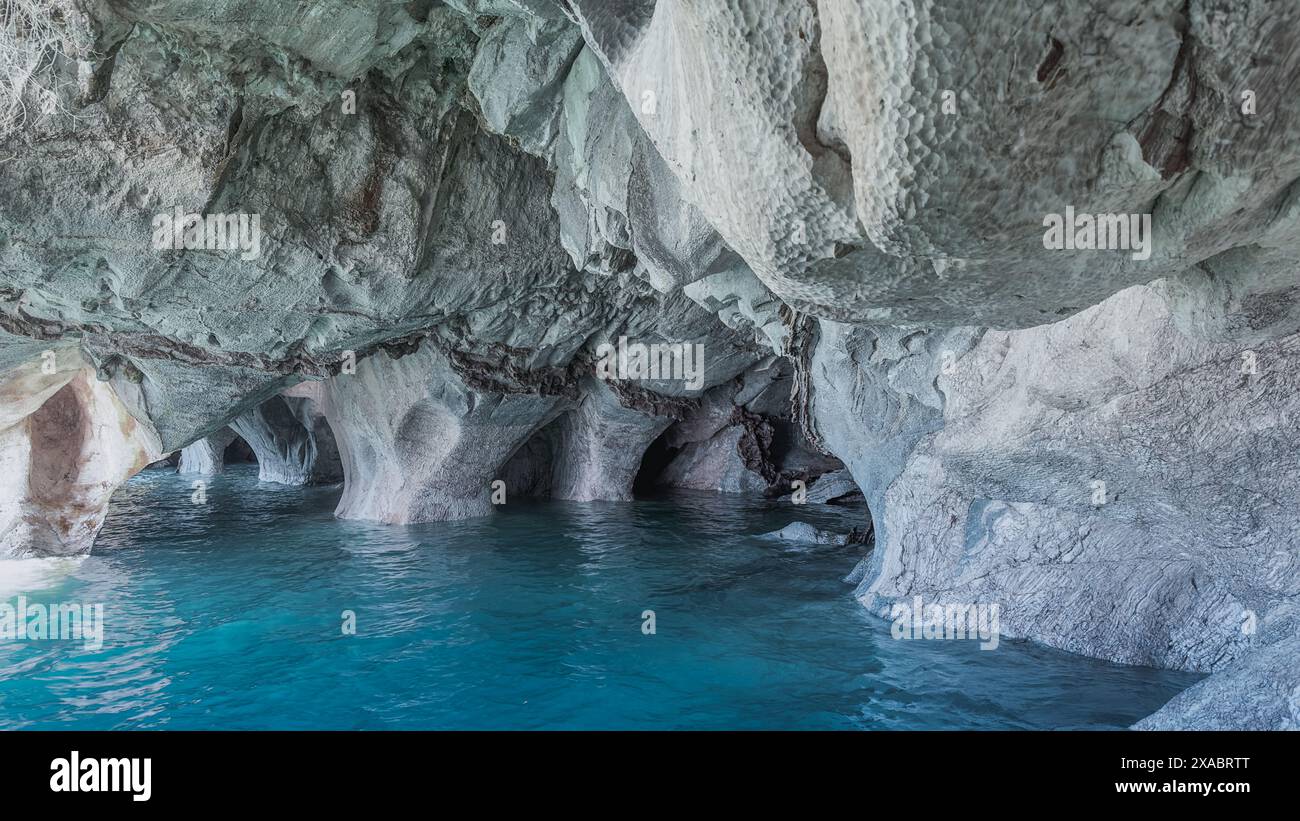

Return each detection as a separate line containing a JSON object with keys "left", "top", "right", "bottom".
{"left": 0, "top": 465, "right": 1199, "bottom": 729}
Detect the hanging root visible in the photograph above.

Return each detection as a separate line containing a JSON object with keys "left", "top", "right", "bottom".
{"left": 0, "top": 0, "right": 84, "bottom": 141}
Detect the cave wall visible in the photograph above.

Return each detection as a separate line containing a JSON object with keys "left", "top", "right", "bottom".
{"left": 810, "top": 281, "right": 1300, "bottom": 726}
{"left": 0, "top": 364, "right": 160, "bottom": 558}
{"left": 178, "top": 427, "right": 239, "bottom": 474}
{"left": 1, "top": 0, "right": 1299, "bottom": 726}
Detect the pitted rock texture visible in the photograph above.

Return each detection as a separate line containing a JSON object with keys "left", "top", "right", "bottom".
{"left": 567, "top": 1, "right": 1300, "bottom": 327}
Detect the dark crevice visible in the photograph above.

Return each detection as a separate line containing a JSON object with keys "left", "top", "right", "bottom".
{"left": 1036, "top": 36, "right": 1065, "bottom": 85}
{"left": 222, "top": 434, "right": 257, "bottom": 465}
{"left": 632, "top": 425, "right": 681, "bottom": 496}
{"left": 1130, "top": 1, "right": 1198, "bottom": 179}
{"left": 730, "top": 407, "right": 778, "bottom": 485}
{"left": 780, "top": 304, "right": 828, "bottom": 455}
{"left": 84, "top": 28, "right": 132, "bottom": 104}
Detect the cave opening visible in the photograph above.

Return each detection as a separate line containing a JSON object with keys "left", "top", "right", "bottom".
{"left": 632, "top": 424, "right": 680, "bottom": 496}
{"left": 223, "top": 434, "right": 258, "bottom": 465}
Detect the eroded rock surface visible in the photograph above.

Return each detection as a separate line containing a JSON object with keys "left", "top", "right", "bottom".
{"left": 1, "top": 0, "right": 1299, "bottom": 727}
{"left": 229, "top": 394, "right": 342, "bottom": 485}
{"left": 546, "top": 380, "right": 671, "bottom": 502}
{"left": 1135, "top": 631, "right": 1300, "bottom": 730}
{"left": 0, "top": 365, "right": 160, "bottom": 557}
{"left": 178, "top": 427, "right": 239, "bottom": 475}
{"left": 567, "top": 1, "right": 1300, "bottom": 327}
{"left": 314, "top": 342, "right": 565, "bottom": 522}
{"left": 811, "top": 282, "right": 1300, "bottom": 722}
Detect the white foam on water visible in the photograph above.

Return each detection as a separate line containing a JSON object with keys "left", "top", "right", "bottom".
{"left": 0, "top": 557, "right": 85, "bottom": 598}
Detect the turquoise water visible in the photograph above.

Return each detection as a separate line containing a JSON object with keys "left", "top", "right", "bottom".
{"left": 0, "top": 465, "right": 1198, "bottom": 730}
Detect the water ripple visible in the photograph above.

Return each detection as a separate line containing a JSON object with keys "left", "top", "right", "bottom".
{"left": 0, "top": 465, "right": 1199, "bottom": 729}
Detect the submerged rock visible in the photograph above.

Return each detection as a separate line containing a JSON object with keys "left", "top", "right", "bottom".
{"left": 764, "top": 522, "right": 849, "bottom": 547}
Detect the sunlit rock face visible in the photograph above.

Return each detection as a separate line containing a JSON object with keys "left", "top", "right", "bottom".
{"left": 1, "top": 0, "right": 1299, "bottom": 727}
{"left": 0, "top": 364, "right": 160, "bottom": 558}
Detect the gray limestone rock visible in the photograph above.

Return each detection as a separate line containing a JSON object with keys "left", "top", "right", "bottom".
{"left": 565, "top": 1, "right": 1300, "bottom": 327}
{"left": 1136, "top": 634, "right": 1300, "bottom": 730}
{"left": 656, "top": 424, "right": 769, "bottom": 495}
{"left": 2, "top": 0, "right": 1300, "bottom": 728}
{"left": 230, "top": 394, "right": 341, "bottom": 486}
{"left": 813, "top": 283, "right": 1300, "bottom": 698}
{"left": 178, "top": 427, "right": 239, "bottom": 475}
{"left": 803, "top": 469, "right": 863, "bottom": 505}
